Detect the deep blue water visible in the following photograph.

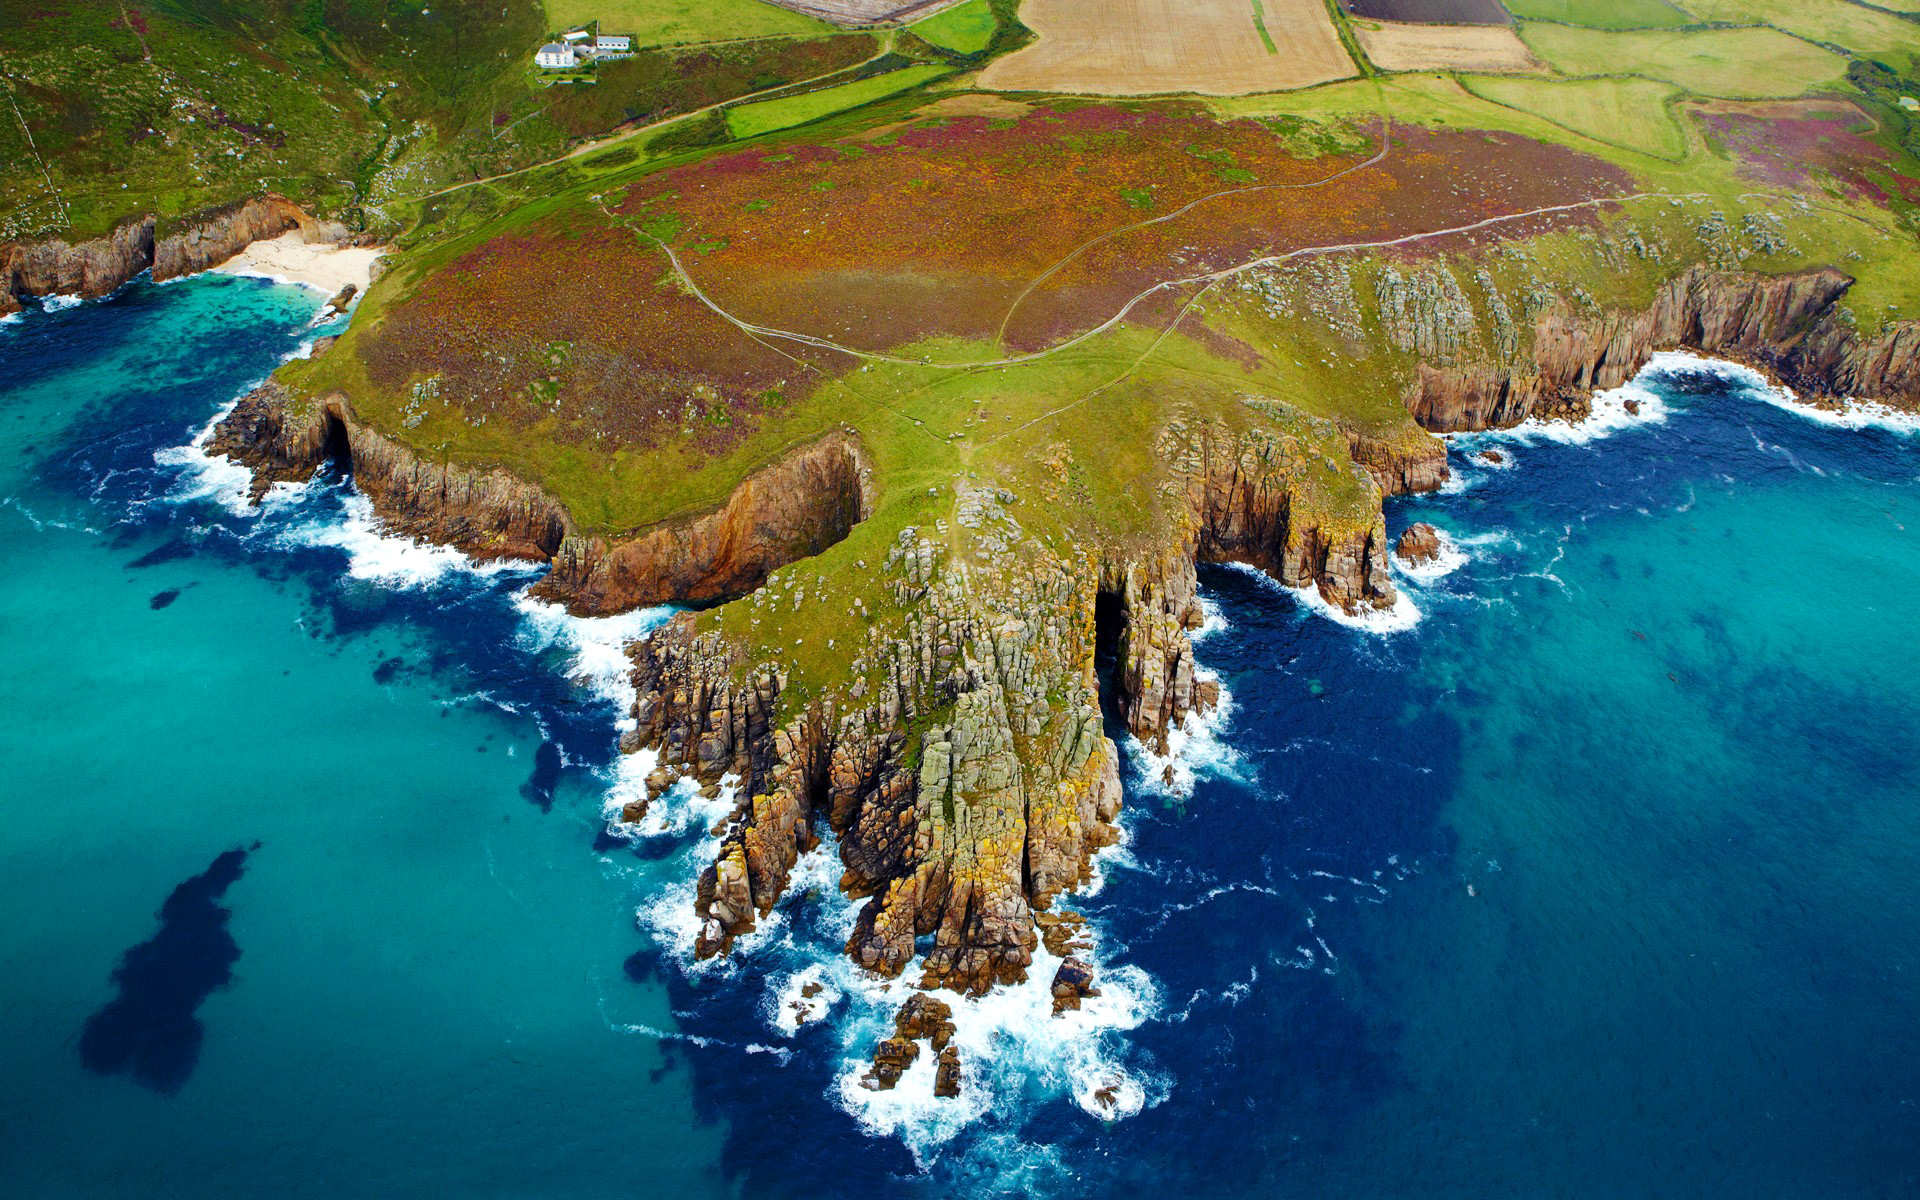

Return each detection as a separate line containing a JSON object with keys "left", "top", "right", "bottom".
{"left": 1, "top": 281, "right": 1917, "bottom": 1198}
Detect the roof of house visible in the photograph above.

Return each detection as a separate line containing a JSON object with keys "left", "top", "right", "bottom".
{"left": 537, "top": 42, "right": 569, "bottom": 54}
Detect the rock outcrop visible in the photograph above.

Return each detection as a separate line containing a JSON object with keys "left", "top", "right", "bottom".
{"left": 1404, "top": 266, "right": 1920, "bottom": 432}
{"left": 863, "top": 994, "right": 958, "bottom": 1092}
{"left": 1395, "top": 522, "right": 1441, "bottom": 566}
{"left": 1, "top": 196, "right": 310, "bottom": 313}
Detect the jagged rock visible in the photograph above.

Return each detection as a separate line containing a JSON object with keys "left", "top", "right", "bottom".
{"left": 933, "top": 1046, "right": 962, "bottom": 1098}
{"left": 1051, "top": 955, "right": 1100, "bottom": 1015}
{"left": 320, "top": 284, "right": 357, "bottom": 319}
{"left": 895, "top": 994, "right": 955, "bottom": 1051}
{"left": 863, "top": 1037, "right": 919, "bottom": 1089}
{"left": 1480, "top": 448, "right": 1505, "bottom": 464}
{"left": 866, "top": 993, "right": 961, "bottom": 1094}
{"left": 1395, "top": 523, "right": 1442, "bottom": 566}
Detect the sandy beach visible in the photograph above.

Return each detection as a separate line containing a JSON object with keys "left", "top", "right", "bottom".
{"left": 215, "top": 231, "right": 386, "bottom": 296}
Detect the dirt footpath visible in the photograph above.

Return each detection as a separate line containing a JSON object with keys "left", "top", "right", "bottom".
{"left": 979, "top": 0, "right": 1356, "bottom": 96}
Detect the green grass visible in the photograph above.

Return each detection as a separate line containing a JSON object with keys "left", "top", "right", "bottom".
{"left": 1505, "top": 0, "right": 1694, "bottom": 28}
{"left": 1463, "top": 75, "right": 1687, "bottom": 160}
{"left": 1679, "top": 0, "right": 1920, "bottom": 58}
{"left": 544, "top": 0, "right": 834, "bottom": 48}
{"left": 1520, "top": 24, "right": 1849, "bottom": 98}
{"left": 1251, "top": 0, "right": 1281, "bottom": 55}
{"left": 723, "top": 66, "right": 952, "bottom": 139}
{"left": 911, "top": 0, "right": 999, "bottom": 55}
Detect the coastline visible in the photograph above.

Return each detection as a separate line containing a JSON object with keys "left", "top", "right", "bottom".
{"left": 213, "top": 230, "right": 386, "bottom": 297}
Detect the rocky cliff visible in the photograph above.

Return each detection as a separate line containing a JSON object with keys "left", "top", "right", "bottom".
{"left": 536, "top": 434, "right": 877, "bottom": 614}
{"left": 212, "top": 384, "right": 884, "bottom": 594}
{"left": 203, "top": 247, "right": 1917, "bottom": 1100}
{"left": 1, "top": 196, "right": 311, "bottom": 314}
{"left": 1404, "top": 266, "right": 1920, "bottom": 431}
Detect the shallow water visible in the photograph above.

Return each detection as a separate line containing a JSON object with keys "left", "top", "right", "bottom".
{"left": 1, "top": 284, "right": 1916, "bottom": 1198}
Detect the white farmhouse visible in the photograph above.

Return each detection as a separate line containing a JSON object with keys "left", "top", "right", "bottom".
{"left": 593, "top": 34, "right": 632, "bottom": 55}
{"left": 535, "top": 41, "right": 578, "bottom": 68}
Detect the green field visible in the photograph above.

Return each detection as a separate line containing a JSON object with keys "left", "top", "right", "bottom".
{"left": 1521, "top": 24, "right": 1849, "bottom": 98}
{"left": 910, "top": 0, "right": 998, "bottom": 54}
{"left": 723, "top": 66, "right": 952, "bottom": 138}
{"left": 1464, "top": 75, "right": 1687, "bottom": 159}
{"left": 1679, "top": 0, "right": 1920, "bottom": 57}
{"left": 1504, "top": 0, "right": 1694, "bottom": 29}
{"left": 544, "top": 0, "right": 833, "bottom": 47}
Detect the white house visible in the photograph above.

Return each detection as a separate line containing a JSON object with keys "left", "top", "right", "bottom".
{"left": 535, "top": 41, "right": 577, "bottom": 68}
{"left": 593, "top": 34, "right": 632, "bottom": 55}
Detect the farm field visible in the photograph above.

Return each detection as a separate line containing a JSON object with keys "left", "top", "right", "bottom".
{"left": 978, "top": 0, "right": 1354, "bottom": 95}
{"left": 723, "top": 64, "right": 951, "bottom": 137}
{"left": 1464, "top": 75, "right": 1686, "bottom": 158}
{"left": 1340, "top": 0, "right": 1511, "bottom": 21}
{"left": 1520, "top": 24, "right": 1849, "bottom": 98}
{"left": 910, "top": 0, "right": 998, "bottom": 53}
{"left": 1677, "top": 0, "right": 1920, "bottom": 57}
{"left": 543, "top": 0, "right": 833, "bottom": 46}
{"left": 1356, "top": 21, "right": 1540, "bottom": 71}
{"left": 1502, "top": 0, "right": 1693, "bottom": 28}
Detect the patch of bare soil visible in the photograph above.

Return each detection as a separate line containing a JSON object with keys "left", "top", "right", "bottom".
{"left": 1354, "top": 21, "right": 1539, "bottom": 72}
{"left": 978, "top": 0, "right": 1355, "bottom": 96}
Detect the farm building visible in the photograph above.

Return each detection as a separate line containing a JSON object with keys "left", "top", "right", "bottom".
{"left": 535, "top": 41, "right": 578, "bottom": 68}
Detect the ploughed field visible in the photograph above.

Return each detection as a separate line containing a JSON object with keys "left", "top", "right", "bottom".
{"left": 1341, "top": 0, "right": 1512, "bottom": 22}
{"left": 353, "top": 104, "right": 1628, "bottom": 462}
{"left": 978, "top": 0, "right": 1354, "bottom": 95}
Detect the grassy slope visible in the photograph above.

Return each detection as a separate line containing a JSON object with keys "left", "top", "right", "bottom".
{"left": 1501, "top": 0, "right": 1695, "bottom": 29}
{"left": 911, "top": 0, "right": 999, "bottom": 55}
{"left": 544, "top": 0, "right": 835, "bottom": 47}
{"left": 1519, "top": 24, "right": 1848, "bottom": 98}
{"left": 725, "top": 65, "right": 953, "bottom": 137}
{"left": 1462, "top": 75, "right": 1687, "bottom": 159}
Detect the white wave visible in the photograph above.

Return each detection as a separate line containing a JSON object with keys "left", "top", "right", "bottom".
{"left": 766, "top": 961, "right": 845, "bottom": 1035}
{"left": 514, "top": 590, "right": 672, "bottom": 731}
{"left": 1391, "top": 525, "right": 1468, "bottom": 583}
{"left": 831, "top": 938, "right": 1167, "bottom": 1166}
{"left": 1126, "top": 668, "right": 1244, "bottom": 798}
{"left": 278, "top": 491, "right": 531, "bottom": 587}
{"left": 1756, "top": 387, "right": 1920, "bottom": 435}
{"left": 39, "top": 293, "right": 84, "bottom": 312}
{"left": 1223, "top": 561, "right": 1422, "bottom": 634}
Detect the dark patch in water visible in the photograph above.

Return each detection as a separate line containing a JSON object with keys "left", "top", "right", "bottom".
{"left": 520, "top": 740, "right": 563, "bottom": 811}
{"left": 371, "top": 656, "right": 404, "bottom": 684}
{"left": 149, "top": 588, "right": 181, "bottom": 610}
{"left": 78, "top": 843, "right": 258, "bottom": 1094}
{"left": 128, "top": 537, "right": 194, "bottom": 569}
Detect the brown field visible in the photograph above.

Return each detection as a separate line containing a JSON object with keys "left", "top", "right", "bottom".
{"left": 1354, "top": 20, "right": 1540, "bottom": 71}
{"left": 759, "top": 0, "right": 960, "bottom": 24}
{"left": 1343, "top": 0, "right": 1509, "bottom": 23}
{"left": 977, "top": 0, "right": 1354, "bottom": 96}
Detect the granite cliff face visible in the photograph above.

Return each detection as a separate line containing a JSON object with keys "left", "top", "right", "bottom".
{"left": 1, "top": 196, "right": 311, "bottom": 314}
{"left": 1404, "top": 266, "right": 1920, "bottom": 432}
{"left": 536, "top": 434, "right": 876, "bottom": 614}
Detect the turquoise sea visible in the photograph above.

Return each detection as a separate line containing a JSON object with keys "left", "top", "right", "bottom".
{"left": 0, "top": 276, "right": 1915, "bottom": 1197}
